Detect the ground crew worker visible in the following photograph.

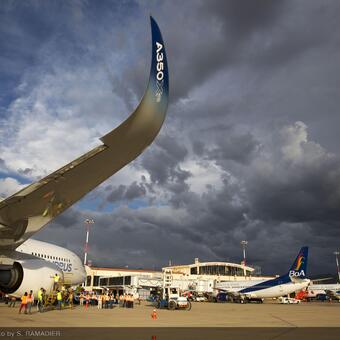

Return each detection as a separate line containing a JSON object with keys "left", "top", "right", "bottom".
{"left": 68, "top": 290, "right": 74, "bottom": 309}
{"left": 56, "top": 290, "right": 63, "bottom": 310}
{"left": 19, "top": 292, "right": 28, "bottom": 314}
{"left": 42, "top": 288, "right": 46, "bottom": 306}
{"left": 119, "top": 294, "right": 123, "bottom": 307}
{"left": 8, "top": 295, "right": 16, "bottom": 308}
{"left": 104, "top": 293, "right": 109, "bottom": 309}
{"left": 37, "top": 288, "right": 44, "bottom": 313}
{"left": 53, "top": 273, "right": 60, "bottom": 291}
{"left": 97, "top": 293, "right": 102, "bottom": 309}
{"left": 135, "top": 292, "right": 140, "bottom": 305}
{"left": 79, "top": 293, "right": 84, "bottom": 306}
{"left": 91, "top": 293, "right": 96, "bottom": 306}
{"left": 85, "top": 293, "right": 90, "bottom": 309}
{"left": 124, "top": 294, "right": 128, "bottom": 308}
{"left": 27, "top": 291, "right": 33, "bottom": 314}
{"left": 109, "top": 293, "right": 114, "bottom": 309}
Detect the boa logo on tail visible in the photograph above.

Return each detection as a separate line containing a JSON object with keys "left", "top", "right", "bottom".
{"left": 294, "top": 254, "right": 305, "bottom": 271}
{"left": 289, "top": 269, "right": 305, "bottom": 277}
{"left": 289, "top": 248, "right": 308, "bottom": 278}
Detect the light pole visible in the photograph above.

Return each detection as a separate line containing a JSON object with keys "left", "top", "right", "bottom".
{"left": 84, "top": 218, "right": 94, "bottom": 266}
{"left": 334, "top": 251, "right": 340, "bottom": 283}
{"left": 241, "top": 240, "right": 248, "bottom": 277}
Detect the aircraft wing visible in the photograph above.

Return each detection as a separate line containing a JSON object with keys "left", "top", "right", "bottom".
{"left": 0, "top": 17, "right": 169, "bottom": 250}
{"left": 310, "top": 277, "right": 334, "bottom": 284}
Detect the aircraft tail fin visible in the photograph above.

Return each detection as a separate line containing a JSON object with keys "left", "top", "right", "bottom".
{"left": 287, "top": 247, "right": 308, "bottom": 279}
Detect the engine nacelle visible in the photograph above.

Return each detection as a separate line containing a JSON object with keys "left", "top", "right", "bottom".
{"left": 0, "top": 259, "right": 63, "bottom": 297}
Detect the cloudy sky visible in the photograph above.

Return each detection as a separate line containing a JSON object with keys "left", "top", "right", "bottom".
{"left": 1, "top": 0, "right": 340, "bottom": 276}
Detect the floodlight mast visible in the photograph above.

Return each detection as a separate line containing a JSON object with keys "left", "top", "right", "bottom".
{"left": 334, "top": 251, "right": 340, "bottom": 283}
{"left": 84, "top": 218, "right": 95, "bottom": 266}
{"left": 241, "top": 240, "right": 248, "bottom": 277}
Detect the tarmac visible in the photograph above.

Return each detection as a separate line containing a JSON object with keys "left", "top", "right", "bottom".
{"left": 0, "top": 300, "right": 340, "bottom": 327}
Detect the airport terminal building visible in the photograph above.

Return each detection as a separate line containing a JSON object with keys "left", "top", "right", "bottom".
{"left": 84, "top": 258, "right": 266, "bottom": 297}
{"left": 163, "top": 258, "right": 255, "bottom": 278}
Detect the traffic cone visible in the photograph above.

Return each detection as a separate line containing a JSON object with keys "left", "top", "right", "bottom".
{"left": 151, "top": 308, "right": 157, "bottom": 320}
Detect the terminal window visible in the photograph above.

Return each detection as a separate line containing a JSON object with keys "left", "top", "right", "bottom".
{"left": 190, "top": 267, "right": 198, "bottom": 275}
{"left": 199, "top": 265, "right": 246, "bottom": 276}
{"left": 93, "top": 276, "right": 99, "bottom": 286}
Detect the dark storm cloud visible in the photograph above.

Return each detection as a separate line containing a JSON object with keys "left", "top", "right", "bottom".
{"left": 141, "top": 134, "right": 191, "bottom": 192}
{"left": 152, "top": 0, "right": 295, "bottom": 102}
{"left": 247, "top": 128, "right": 340, "bottom": 225}
{"left": 0, "top": 158, "right": 6, "bottom": 171}
{"left": 17, "top": 167, "right": 33, "bottom": 176}
{"left": 208, "top": 129, "right": 260, "bottom": 165}
{"left": 106, "top": 185, "right": 126, "bottom": 202}
{"left": 106, "top": 181, "right": 146, "bottom": 203}
{"left": 107, "top": 0, "right": 289, "bottom": 103}
{"left": 200, "top": 0, "right": 283, "bottom": 37}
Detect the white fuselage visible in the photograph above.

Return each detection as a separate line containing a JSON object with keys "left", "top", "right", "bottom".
{"left": 307, "top": 283, "right": 340, "bottom": 297}
{"left": 308, "top": 283, "right": 340, "bottom": 292}
{"left": 16, "top": 239, "right": 86, "bottom": 287}
{"left": 215, "top": 278, "right": 310, "bottom": 299}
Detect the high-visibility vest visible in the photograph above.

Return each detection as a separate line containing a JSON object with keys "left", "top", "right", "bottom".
{"left": 21, "top": 296, "right": 27, "bottom": 304}
{"left": 27, "top": 295, "right": 32, "bottom": 303}
{"left": 54, "top": 275, "right": 59, "bottom": 283}
{"left": 57, "top": 292, "right": 62, "bottom": 301}
{"left": 38, "top": 290, "right": 43, "bottom": 301}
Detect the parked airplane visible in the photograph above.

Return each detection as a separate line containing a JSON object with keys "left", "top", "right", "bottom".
{"left": 307, "top": 283, "right": 340, "bottom": 299}
{"left": 214, "top": 247, "right": 310, "bottom": 301}
{"left": 0, "top": 17, "right": 169, "bottom": 296}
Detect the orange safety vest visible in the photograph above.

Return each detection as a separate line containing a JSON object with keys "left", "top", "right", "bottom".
{"left": 21, "top": 296, "right": 27, "bottom": 304}
{"left": 27, "top": 295, "right": 32, "bottom": 303}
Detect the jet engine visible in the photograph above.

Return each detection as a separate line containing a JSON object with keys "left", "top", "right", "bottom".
{"left": 0, "top": 259, "right": 63, "bottom": 296}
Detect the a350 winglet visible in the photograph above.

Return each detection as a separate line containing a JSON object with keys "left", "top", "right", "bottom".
{"left": 0, "top": 17, "right": 169, "bottom": 249}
